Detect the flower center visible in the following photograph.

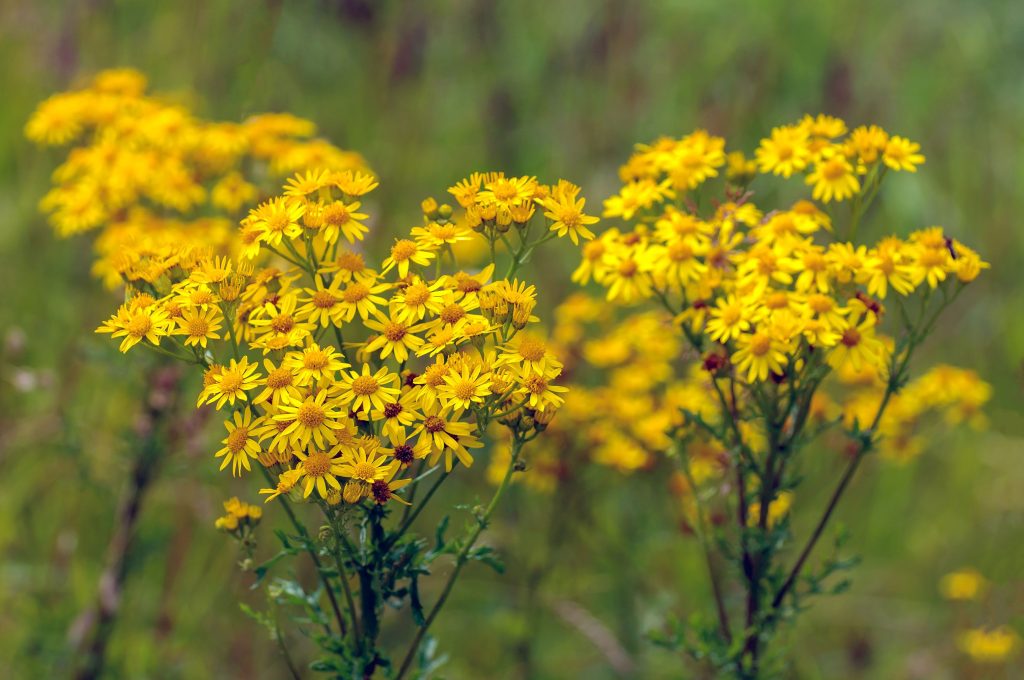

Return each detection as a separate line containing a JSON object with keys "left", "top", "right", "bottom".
{"left": 303, "top": 451, "right": 332, "bottom": 476}
{"left": 439, "top": 304, "right": 465, "bottom": 324}
{"left": 187, "top": 317, "right": 210, "bottom": 337}
{"left": 403, "top": 284, "right": 430, "bottom": 306}
{"left": 297, "top": 402, "right": 326, "bottom": 428}
{"left": 312, "top": 290, "right": 338, "bottom": 309}
{"left": 749, "top": 333, "right": 772, "bottom": 356}
{"left": 617, "top": 259, "right": 638, "bottom": 277}
{"left": 383, "top": 402, "right": 403, "bottom": 418}
{"left": 342, "top": 283, "right": 369, "bottom": 303}
{"left": 452, "top": 380, "right": 477, "bottom": 400}
{"left": 383, "top": 322, "right": 407, "bottom": 342}
{"left": 267, "top": 368, "right": 293, "bottom": 389}
{"left": 271, "top": 314, "right": 295, "bottom": 334}
{"left": 218, "top": 371, "right": 243, "bottom": 393}
{"left": 352, "top": 461, "right": 376, "bottom": 481}
{"left": 127, "top": 314, "right": 152, "bottom": 337}
{"left": 391, "top": 239, "right": 418, "bottom": 261}
{"left": 841, "top": 328, "right": 862, "bottom": 347}
{"left": 226, "top": 427, "right": 249, "bottom": 453}
{"left": 392, "top": 444, "right": 414, "bottom": 464}
{"left": 351, "top": 375, "right": 379, "bottom": 395}
{"left": 518, "top": 337, "right": 546, "bottom": 361}
{"left": 424, "top": 415, "right": 446, "bottom": 433}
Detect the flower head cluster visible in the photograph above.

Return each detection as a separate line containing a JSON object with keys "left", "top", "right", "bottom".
{"left": 94, "top": 169, "right": 587, "bottom": 510}
{"left": 26, "top": 68, "right": 367, "bottom": 289}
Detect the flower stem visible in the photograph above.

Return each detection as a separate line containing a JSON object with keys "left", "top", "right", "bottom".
{"left": 394, "top": 437, "right": 523, "bottom": 679}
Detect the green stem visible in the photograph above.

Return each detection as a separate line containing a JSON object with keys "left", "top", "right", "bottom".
{"left": 260, "top": 468, "right": 348, "bottom": 639}
{"left": 394, "top": 438, "right": 523, "bottom": 679}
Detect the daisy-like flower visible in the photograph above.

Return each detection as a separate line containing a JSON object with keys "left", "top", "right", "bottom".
{"left": 337, "top": 364, "right": 400, "bottom": 413}
{"left": 198, "top": 357, "right": 261, "bottom": 409}
{"left": 320, "top": 200, "right": 369, "bottom": 244}
{"left": 497, "top": 333, "right": 559, "bottom": 377}
{"left": 438, "top": 363, "right": 492, "bottom": 410}
{"left": 337, "top": 279, "right": 390, "bottom": 322}
{"left": 806, "top": 151, "right": 860, "bottom": 203}
{"left": 96, "top": 302, "right": 172, "bottom": 353}
{"left": 412, "top": 405, "right": 483, "bottom": 471}
{"left": 381, "top": 238, "right": 436, "bottom": 278}
{"left": 173, "top": 307, "right": 222, "bottom": 348}
{"left": 283, "top": 343, "right": 348, "bottom": 386}
{"left": 599, "top": 248, "right": 654, "bottom": 303}
{"left": 755, "top": 125, "right": 811, "bottom": 177}
{"left": 253, "top": 359, "right": 302, "bottom": 406}
{"left": 172, "top": 282, "right": 220, "bottom": 310}
{"left": 214, "top": 410, "right": 262, "bottom": 476}
{"left": 295, "top": 277, "right": 346, "bottom": 327}
{"left": 274, "top": 390, "right": 347, "bottom": 448}
{"left": 512, "top": 367, "right": 568, "bottom": 412}
{"left": 337, "top": 447, "right": 392, "bottom": 486}
{"left": 827, "top": 319, "right": 887, "bottom": 373}
{"left": 250, "top": 197, "right": 304, "bottom": 247}
{"left": 541, "top": 192, "right": 598, "bottom": 245}
{"left": 705, "top": 294, "right": 754, "bottom": 343}
{"left": 390, "top": 278, "right": 445, "bottom": 321}
{"left": 369, "top": 389, "right": 422, "bottom": 439}
{"left": 293, "top": 447, "right": 346, "bottom": 498}
{"left": 732, "top": 328, "right": 788, "bottom": 383}
{"left": 283, "top": 168, "right": 331, "bottom": 197}
{"left": 319, "top": 249, "right": 376, "bottom": 283}
{"left": 380, "top": 426, "right": 431, "bottom": 466}
{"left": 363, "top": 312, "right": 431, "bottom": 363}
{"left": 259, "top": 468, "right": 303, "bottom": 503}
{"left": 883, "top": 135, "right": 925, "bottom": 172}
{"left": 331, "top": 169, "right": 379, "bottom": 197}
{"left": 249, "top": 292, "right": 316, "bottom": 351}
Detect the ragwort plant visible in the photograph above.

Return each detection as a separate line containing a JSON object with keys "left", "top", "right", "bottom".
{"left": 573, "top": 116, "right": 989, "bottom": 677}
{"left": 30, "top": 70, "right": 593, "bottom": 678}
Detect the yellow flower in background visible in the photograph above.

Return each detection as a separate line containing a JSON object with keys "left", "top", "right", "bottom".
{"left": 958, "top": 627, "right": 1020, "bottom": 664}
{"left": 940, "top": 568, "right": 987, "bottom": 601}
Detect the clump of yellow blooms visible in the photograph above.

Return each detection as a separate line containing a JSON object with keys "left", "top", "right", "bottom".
{"left": 569, "top": 116, "right": 989, "bottom": 676}
{"left": 958, "top": 627, "right": 1020, "bottom": 664}
{"left": 30, "top": 71, "right": 597, "bottom": 678}
{"left": 26, "top": 68, "right": 367, "bottom": 288}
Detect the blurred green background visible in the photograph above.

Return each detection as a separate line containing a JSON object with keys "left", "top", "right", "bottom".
{"left": 2, "top": 1, "right": 1022, "bottom": 678}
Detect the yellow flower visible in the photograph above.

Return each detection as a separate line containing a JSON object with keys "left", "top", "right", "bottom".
{"left": 732, "top": 328, "right": 787, "bottom": 383}
{"left": 250, "top": 197, "right": 304, "bottom": 247}
{"left": 958, "top": 627, "right": 1020, "bottom": 664}
{"left": 337, "top": 364, "right": 400, "bottom": 413}
{"left": 173, "top": 307, "right": 222, "bottom": 348}
{"left": 320, "top": 200, "right": 369, "bottom": 244}
{"left": 294, "top": 448, "right": 347, "bottom": 499}
{"left": 259, "top": 468, "right": 303, "bottom": 503}
{"left": 214, "top": 410, "right": 262, "bottom": 476}
{"left": 198, "top": 357, "right": 261, "bottom": 409}
{"left": 382, "top": 238, "right": 436, "bottom": 278}
{"left": 806, "top": 151, "right": 860, "bottom": 203}
{"left": 939, "top": 568, "right": 987, "bottom": 601}
{"left": 541, "top": 193, "right": 598, "bottom": 245}
{"left": 96, "top": 302, "right": 173, "bottom": 353}
{"left": 755, "top": 125, "right": 811, "bottom": 177}
{"left": 253, "top": 359, "right": 302, "bottom": 406}
{"left": 363, "top": 313, "right": 430, "bottom": 363}
{"left": 883, "top": 135, "right": 925, "bottom": 172}
{"left": 273, "top": 390, "right": 347, "bottom": 448}
{"left": 438, "top": 364, "right": 493, "bottom": 410}
{"left": 283, "top": 343, "right": 348, "bottom": 386}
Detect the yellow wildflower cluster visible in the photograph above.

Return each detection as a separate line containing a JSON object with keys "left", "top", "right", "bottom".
{"left": 26, "top": 68, "right": 367, "bottom": 287}
{"left": 958, "top": 627, "right": 1020, "bottom": 664}
{"left": 94, "top": 168, "right": 588, "bottom": 508}
{"left": 214, "top": 496, "right": 263, "bottom": 533}
{"left": 839, "top": 364, "right": 991, "bottom": 462}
